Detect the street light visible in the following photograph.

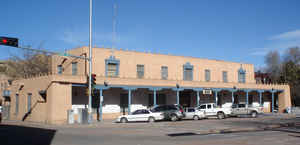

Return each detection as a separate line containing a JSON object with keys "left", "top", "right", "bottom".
{"left": 88, "top": 0, "right": 93, "bottom": 123}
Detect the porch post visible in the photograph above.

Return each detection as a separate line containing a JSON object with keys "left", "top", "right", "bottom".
{"left": 153, "top": 89, "right": 157, "bottom": 107}
{"left": 259, "top": 91, "right": 263, "bottom": 107}
{"left": 246, "top": 90, "right": 249, "bottom": 108}
{"left": 128, "top": 89, "right": 132, "bottom": 114}
{"left": 271, "top": 91, "right": 274, "bottom": 113}
{"left": 231, "top": 91, "right": 234, "bottom": 104}
{"left": 215, "top": 91, "right": 218, "bottom": 104}
{"left": 176, "top": 90, "right": 179, "bottom": 105}
{"left": 99, "top": 89, "right": 103, "bottom": 121}
{"left": 197, "top": 91, "right": 200, "bottom": 106}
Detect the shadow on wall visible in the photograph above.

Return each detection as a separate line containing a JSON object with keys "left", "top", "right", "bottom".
{"left": 0, "top": 124, "right": 56, "bottom": 145}
{"left": 22, "top": 100, "right": 45, "bottom": 121}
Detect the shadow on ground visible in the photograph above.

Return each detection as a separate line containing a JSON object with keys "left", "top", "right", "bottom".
{"left": 0, "top": 124, "right": 56, "bottom": 145}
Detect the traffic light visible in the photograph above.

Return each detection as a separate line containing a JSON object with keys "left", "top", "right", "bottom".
{"left": 0, "top": 37, "right": 18, "bottom": 47}
{"left": 91, "top": 73, "right": 96, "bottom": 87}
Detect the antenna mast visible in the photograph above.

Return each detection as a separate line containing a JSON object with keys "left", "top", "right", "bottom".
{"left": 111, "top": 1, "right": 117, "bottom": 55}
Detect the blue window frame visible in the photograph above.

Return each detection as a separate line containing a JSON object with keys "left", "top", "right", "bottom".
{"left": 183, "top": 62, "right": 193, "bottom": 81}
{"left": 27, "top": 93, "right": 32, "bottom": 112}
{"left": 238, "top": 68, "right": 246, "bottom": 83}
{"left": 72, "top": 62, "right": 78, "bottom": 75}
{"left": 222, "top": 71, "right": 228, "bottom": 83}
{"left": 205, "top": 69, "right": 210, "bottom": 82}
{"left": 137, "top": 64, "right": 144, "bottom": 78}
{"left": 57, "top": 65, "right": 63, "bottom": 75}
{"left": 105, "top": 55, "right": 120, "bottom": 77}
{"left": 161, "top": 66, "right": 168, "bottom": 80}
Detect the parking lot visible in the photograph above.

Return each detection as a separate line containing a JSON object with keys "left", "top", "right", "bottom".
{"left": 1, "top": 114, "right": 300, "bottom": 145}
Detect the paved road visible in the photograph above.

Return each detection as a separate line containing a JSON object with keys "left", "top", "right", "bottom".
{"left": 1, "top": 114, "right": 300, "bottom": 145}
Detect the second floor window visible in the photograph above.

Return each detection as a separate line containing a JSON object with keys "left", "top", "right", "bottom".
{"left": 205, "top": 69, "right": 211, "bottom": 82}
{"left": 107, "top": 63, "right": 118, "bottom": 77}
{"left": 72, "top": 62, "right": 78, "bottom": 75}
{"left": 222, "top": 71, "right": 228, "bottom": 83}
{"left": 161, "top": 66, "right": 168, "bottom": 80}
{"left": 238, "top": 69, "right": 246, "bottom": 83}
{"left": 183, "top": 62, "right": 193, "bottom": 81}
{"left": 57, "top": 65, "right": 62, "bottom": 75}
{"left": 137, "top": 64, "right": 144, "bottom": 78}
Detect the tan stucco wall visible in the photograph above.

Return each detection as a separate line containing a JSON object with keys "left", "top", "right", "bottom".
{"left": 0, "top": 46, "right": 292, "bottom": 124}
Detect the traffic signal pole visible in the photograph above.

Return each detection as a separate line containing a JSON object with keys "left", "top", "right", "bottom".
{"left": 88, "top": 0, "right": 93, "bottom": 123}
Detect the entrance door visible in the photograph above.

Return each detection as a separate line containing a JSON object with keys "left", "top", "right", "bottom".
{"left": 120, "top": 94, "right": 128, "bottom": 114}
{"left": 180, "top": 91, "right": 191, "bottom": 108}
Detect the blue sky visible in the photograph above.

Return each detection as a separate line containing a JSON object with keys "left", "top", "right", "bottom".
{"left": 1, "top": 0, "right": 300, "bottom": 70}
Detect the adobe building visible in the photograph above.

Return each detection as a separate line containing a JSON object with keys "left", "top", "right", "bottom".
{"left": 0, "top": 47, "right": 291, "bottom": 124}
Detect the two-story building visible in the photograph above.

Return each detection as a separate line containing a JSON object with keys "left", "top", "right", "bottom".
{"left": 0, "top": 47, "right": 291, "bottom": 124}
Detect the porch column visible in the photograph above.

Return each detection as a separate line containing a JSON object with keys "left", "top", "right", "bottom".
{"left": 153, "top": 89, "right": 157, "bottom": 107}
{"left": 271, "top": 90, "right": 275, "bottom": 113}
{"left": 176, "top": 90, "right": 180, "bottom": 105}
{"left": 231, "top": 91, "right": 234, "bottom": 104}
{"left": 99, "top": 89, "right": 103, "bottom": 121}
{"left": 259, "top": 91, "right": 263, "bottom": 107}
{"left": 128, "top": 89, "right": 132, "bottom": 114}
{"left": 197, "top": 91, "right": 200, "bottom": 106}
{"left": 215, "top": 91, "right": 218, "bottom": 104}
{"left": 246, "top": 90, "right": 249, "bottom": 108}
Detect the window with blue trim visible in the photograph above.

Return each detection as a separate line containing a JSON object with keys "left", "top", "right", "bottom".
{"left": 137, "top": 64, "right": 144, "bottom": 78}
{"left": 105, "top": 55, "right": 120, "bottom": 77}
{"left": 238, "top": 68, "right": 246, "bottom": 83}
{"left": 222, "top": 71, "right": 228, "bottom": 83}
{"left": 161, "top": 66, "right": 168, "bottom": 80}
{"left": 205, "top": 69, "right": 211, "bottom": 82}
{"left": 183, "top": 62, "right": 193, "bottom": 81}
{"left": 57, "top": 65, "right": 63, "bottom": 75}
{"left": 72, "top": 62, "right": 78, "bottom": 75}
{"left": 27, "top": 93, "right": 32, "bottom": 112}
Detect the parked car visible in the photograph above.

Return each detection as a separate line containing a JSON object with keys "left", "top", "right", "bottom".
{"left": 150, "top": 104, "right": 185, "bottom": 121}
{"left": 184, "top": 107, "right": 205, "bottom": 120}
{"left": 230, "top": 103, "right": 263, "bottom": 118}
{"left": 116, "top": 109, "right": 164, "bottom": 123}
{"left": 196, "top": 103, "right": 232, "bottom": 119}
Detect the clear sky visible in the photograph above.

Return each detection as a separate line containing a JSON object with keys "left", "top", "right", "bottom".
{"left": 1, "top": 0, "right": 300, "bottom": 69}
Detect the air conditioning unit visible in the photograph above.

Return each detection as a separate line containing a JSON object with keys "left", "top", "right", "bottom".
{"left": 203, "top": 89, "right": 212, "bottom": 94}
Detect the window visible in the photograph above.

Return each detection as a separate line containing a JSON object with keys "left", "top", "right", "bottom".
{"left": 161, "top": 66, "right": 168, "bottom": 80}
{"left": 105, "top": 55, "right": 120, "bottom": 77}
{"left": 107, "top": 63, "right": 118, "bottom": 77}
{"left": 207, "top": 104, "right": 212, "bottom": 109}
{"left": 199, "top": 105, "right": 206, "bottom": 109}
{"left": 15, "top": 94, "right": 19, "bottom": 115}
{"left": 222, "top": 71, "right": 228, "bottom": 83}
{"left": 183, "top": 62, "right": 193, "bottom": 81}
{"left": 57, "top": 65, "right": 62, "bottom": 75}
{"left": 238, "top": 68, "right": 246, "bottom": 83}
{"left": 205, "top": 69, "right": 211, "bottom": 82}
{"left": 137, "top": 64, "right": 144, "bottom": 78}
{"left": 27, "top": 93, "right": 32, "bottom": 112}
{"left": 72, "top": 62, "right": 78, "bottom": 75}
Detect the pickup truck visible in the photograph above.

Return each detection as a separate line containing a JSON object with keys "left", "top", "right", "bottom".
{"left": 196, "top": 103, "right": 232, "bottom": 119}
{"left": 230, "top": 103, "right": 263, "bottom": 118}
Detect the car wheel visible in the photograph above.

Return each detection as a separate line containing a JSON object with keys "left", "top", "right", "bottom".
{"left": 148, "top": 117, "right": 155, "bottom": 123}
{"left": 193, "top": 115, "right": 199, "bottom": 120}
{"left": 120, "top": 117, "right": 128, "bottom": 123}
{"left": 217, "top": 112, "right": 225, "bottom": 119}
{"left": 251, "top": 111, "right": 257, "bottom": 118}
{"left": 170, "top": 114, "right": 178, "bottom": 122}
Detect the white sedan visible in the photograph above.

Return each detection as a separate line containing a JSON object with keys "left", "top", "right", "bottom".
{"left": 184, "top": 107, "right": 205, "bottom": 120}
{"left": 116, "top": 109, "right": 164, "bottom": 123}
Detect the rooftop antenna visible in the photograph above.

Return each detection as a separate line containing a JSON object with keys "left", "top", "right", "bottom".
{"left": 111, "top": 0, "right": 118, "bottom": 56}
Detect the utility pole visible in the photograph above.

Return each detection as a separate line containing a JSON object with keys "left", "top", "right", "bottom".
{"left": 88, "top": 0, "right": 93, "bottom": 123}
